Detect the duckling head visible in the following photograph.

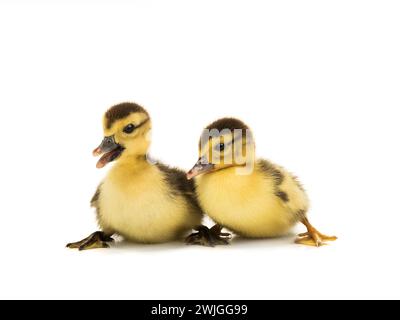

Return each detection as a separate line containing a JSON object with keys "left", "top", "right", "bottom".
{"left": 187, "top": 117, "right": 255, "bottom": 179}
{"left": 93, "top": 102, "right": 151, "bottom": 168}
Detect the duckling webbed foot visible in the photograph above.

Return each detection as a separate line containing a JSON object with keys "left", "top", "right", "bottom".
{"left": 185, "top": 225, "right": 232, "bottom": 247}
{"left": 66, "top": 231, "right": 114, "bottom": 251}
{"left": 295, "top": 217, "right": 337, "bottom": 247}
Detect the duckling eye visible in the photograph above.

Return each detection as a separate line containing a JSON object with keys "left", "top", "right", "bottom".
{"left": 123, "top": 124, "right": 135, "bottom": 134}
{"left": 218, "top": 143, "right": 225, "bottom": 151}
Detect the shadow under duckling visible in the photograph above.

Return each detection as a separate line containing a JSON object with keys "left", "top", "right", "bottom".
{"left": 186, "top": 117, "right": 337, "bottom": 247}
{"left": 67, "top": 102, "right": 209, "bottom": 250}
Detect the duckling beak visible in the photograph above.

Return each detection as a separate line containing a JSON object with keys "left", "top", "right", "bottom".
{"left": 93, "top": 135, "right": 125, "bottom": 169}
{"left": 187, "top": 157, "right": 215, "bottom": 180}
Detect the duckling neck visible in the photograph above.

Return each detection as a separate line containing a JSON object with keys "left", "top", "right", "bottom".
{"left": 105, "top": 154, "right": 152, "bottom": 192}
{"left": 112, "top": 154, "right": 150, "bottom": 173}
{"left": 218, "top": 161, "right": 256, "bottom": 176}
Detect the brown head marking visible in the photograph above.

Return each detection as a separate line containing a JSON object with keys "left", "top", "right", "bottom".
{"left": 105, "top": 102, "right": 149, "bottom": 129}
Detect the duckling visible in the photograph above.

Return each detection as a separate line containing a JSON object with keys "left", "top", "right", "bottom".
{"left": 186, "top": 118, "right": 337, "bottom": 247}
{"left": 67, "top": 102, "right": 204, "bottom": 250}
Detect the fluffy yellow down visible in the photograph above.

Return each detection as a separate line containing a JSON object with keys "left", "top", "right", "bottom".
{"left": 195, "top": 161, "right": 309, "bottom": 238}
{"left": 98, "top": 160, "right": 201, "bottom": 243}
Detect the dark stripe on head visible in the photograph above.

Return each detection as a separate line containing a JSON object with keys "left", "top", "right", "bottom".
{"left": 105, "top": 102, "right": 149, "bottom": 129}
{"left": 134, "top": 117, "right": 150, "bottom": 131}
{"left": 200, "top": 118, "right": 251, "bottom": 148}
{"left": 206, "top": 118, "right": 249, "bottom": 132}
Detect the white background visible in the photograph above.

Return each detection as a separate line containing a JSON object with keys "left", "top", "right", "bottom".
{"left": 1, "top": 0, "right": 399, "bottom": 300}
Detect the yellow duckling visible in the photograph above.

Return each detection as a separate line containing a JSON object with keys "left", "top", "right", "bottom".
{"left": 186, "top": 118, "right": 337, "bottom": 247}
{"left": 67, "top": 102, "right": 203, "bottom": 250}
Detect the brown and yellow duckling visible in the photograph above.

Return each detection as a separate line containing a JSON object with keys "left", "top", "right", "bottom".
{"left": 186, "top": 118, "right": 337, "bottom": 247}
{"left": 67, "top": 102, "right": 205, "bottom": 250}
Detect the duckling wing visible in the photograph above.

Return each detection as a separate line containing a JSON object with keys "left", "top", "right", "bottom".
{"left": 90, "top": 183, "right": 102, "bottom": 209}
{"left": 156, "top": 163, "right": 202, "bottom": 214}
{"left": 257, "top": 159, "right": 310, "bottom": 215}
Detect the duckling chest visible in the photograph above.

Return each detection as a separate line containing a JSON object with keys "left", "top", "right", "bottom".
{"left": 98, "top": 171, "right": 190, "bottom": 242}
{"left": 196, "top": 172, "right": 294, "bottom": 237}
